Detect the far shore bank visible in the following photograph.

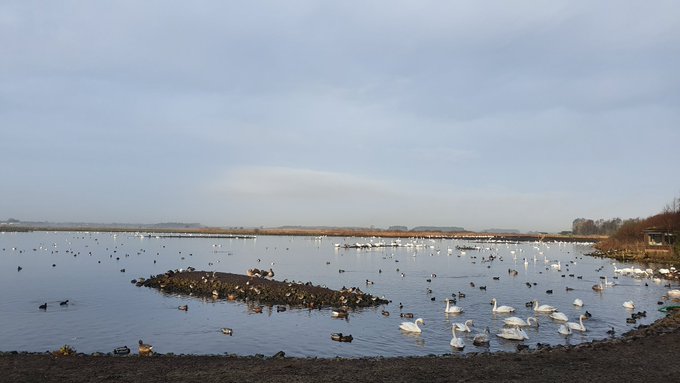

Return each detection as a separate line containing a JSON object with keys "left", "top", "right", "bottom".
{"left": 0, "top": 225, "right": 604, "bottom": 243}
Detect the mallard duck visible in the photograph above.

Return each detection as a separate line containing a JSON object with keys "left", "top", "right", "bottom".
{"left": 138, "top": 340, "right": 153, "bottom": 355}
{"left": 400, "top": 312, "right": 414, "bottom": 318}
{"left": 330, "top": 333, "right": 353, "bottom": 342}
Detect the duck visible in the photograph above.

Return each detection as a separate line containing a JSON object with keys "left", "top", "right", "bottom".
{"left": 113, "top": 346, "right": 130, "bottom": 355}
{"left": 503, "top": 316, "right": 538, "bottom": 327}
{"left": 138, "top": 340, "right": 153, "bottom": 355}
{"left": 59, "top": 300, "right": 69, "bottom": 306}
{"left": 472, "top": 327, "right": 491, "bottom": 346}
{"left": 39, "top": 303, "right": 47, "bottom": 310}
{"left": 622, "top": 300, "right": 635, "bottom": 309}
{"left": 221, "top": 328, "right": 233, "bottom": 335}
{"left": 400, "top": 312, "right": 414, "bottom": 319}
{"left": 276, "top": 306, "right": 287, "bottom": 312}
{"left": 549, "top": 312, "right": 569, "bottom": 322}
{"left": 592, "top": 282, "right": 604, "bottom": 291}
{"left": 533, "top": 300, "right": 557, "bottom": 313}
{"left": 567, "top": 314, "right": 587, "bottom": 332}
{"left": 381, "top": 310, "right": 390, "bottom": 316}
{"left": 607, "top": 327, "right": 616, "bottom": 336}
{"left": 558, "top": 324, "right": 572, "bottom": 336}
{"left": 453, "top": 319, "right": 474, "bottom": 332}
{"left": 496, "top": 326, "right": 529, "bottom": 340}
{"left": 573, "top": 298, "right": 584, "bottom": 307}
{"left": 444, "top": 298, "right": 463, "bottom": 314}
{"left": 331, "top": 308, "right": 349, "bottom": 318}
{"left": 399, "top": 318, "right": 425, "bottom": 333}
{"left": 178, "top": 305, "right": 188, "bottom": 311}
{"left": 491, "top": 298, "right": 515, "bottom": 313}
{"left": 450, "top": 327, "right": 465, "bottom": 350}
{"left": 331, "top": 333, "right": 353, "bottom": 342}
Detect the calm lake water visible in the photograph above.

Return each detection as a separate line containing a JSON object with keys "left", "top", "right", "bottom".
{"left": 0, "top": 231, "right": 674, "bottom": 357}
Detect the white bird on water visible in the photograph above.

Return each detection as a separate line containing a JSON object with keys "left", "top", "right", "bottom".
{"left": 496, "top": 326, "right": 529, "bottom": 340}
{"left": 444, "top": 298, "right": 463, "bottom": 314}
{"left": 491, "top": 298, "right": 515, "bottom": 313}
{"left": 399, "top": 318, "right": 425, "bottom": 333}
{"left": 452, "top": 319, "right": 474, "bottom": 332}
{"left": 450, "top": 326, "right": 465, "bottom": 350}
{"left": 549, "top": 312, "right": 569, "bottom": 322}
{"left": 573, "top": 298, "right": 584, "bottom": 307}
{"left": 533, "top": 300, "right": 557, "bottom": 313}
{"left": 503, "top": 316, "right": 538, "bottom": 327}
{"left": 623, "top": 300, "right": 635, "bottom": 309}
{"left": 558, "top": 324, "right": 572, "bottom": 336}
{"left": 567, "top": 315, "right": 587, "bottom": 332}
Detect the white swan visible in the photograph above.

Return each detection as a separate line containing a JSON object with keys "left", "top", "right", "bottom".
{"left": 496, "top": 326, "right": 529, "bottom": 340}
{"left": 533, "top": 300, "right": 557, "bottom": 313}
{"left": 503, "top": 316, "right": 538, "bottom": 327}
{"left": 450, "top": 326, "right": 465, "bottom": 350}
{"left": 445, "top": 298, "right": 463, "bottom": 314}
{"left": 473, "top": 327, "right": 490, "bottom": 346}
{"left": 453, "top": 319, "right": 474, "bottom": 332}
{"left": 558, "top": 324, "right": 572, "bottom": 336}
{"left": 549, "top": 312, "right": 569, "bottom": 322}
{"left": 573, "top": 298, "right": 584, "bottom": 307}
{"left": 399, "top": 318, "right": 425, "bottom": 333}
{"left": 667, "top": 289, "right": 680, "bottom": 298}
{"left": 550, "top": 261, "right": 561, "bottom": 270}
{"left": 567, "top": 314, "right": 587, "bottom": 332}
{"left": 491, "top": 298, "right": 515, "bottom": 313}
{"left": 604, "top": 276, "right": 616, "bottom": 287}
{"left": 623, "top": 300, "right": 635, "bottom": 309}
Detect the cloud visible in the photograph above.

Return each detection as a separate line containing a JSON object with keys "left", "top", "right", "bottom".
{"left": 215, "top": 166, "right": 394, "bottom": 202}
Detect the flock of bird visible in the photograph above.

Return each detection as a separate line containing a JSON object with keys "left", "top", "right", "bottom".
{"left": 6, "top": 234, "right": 680, "bottom": 356}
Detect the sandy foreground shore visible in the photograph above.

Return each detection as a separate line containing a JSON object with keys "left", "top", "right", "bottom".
{"left": 3, "top": 310, "right": 680, "bottom": 383}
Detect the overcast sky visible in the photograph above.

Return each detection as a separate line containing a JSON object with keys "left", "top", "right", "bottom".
{"left": 1, "top": 1, "right": 679, "bottom": 232}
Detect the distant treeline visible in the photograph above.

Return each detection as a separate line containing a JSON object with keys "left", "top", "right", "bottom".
{"left": 571, "top": 218, "right": 629, "bottom": 236}
{"left": 595, "top": 195, "right": 680, "bottom": 255}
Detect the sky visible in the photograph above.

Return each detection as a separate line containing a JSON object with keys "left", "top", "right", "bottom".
{"left": 1, "top": 1, "right": 679, "bottom": 232}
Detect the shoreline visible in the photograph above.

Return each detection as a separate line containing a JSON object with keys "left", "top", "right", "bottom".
{"left": 3, "top": 310, "right": 680, "bottom": 382}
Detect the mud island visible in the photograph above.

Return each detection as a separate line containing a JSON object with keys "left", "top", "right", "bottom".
{"left": 138, "top": 270, "right": 389, "bottom": 309}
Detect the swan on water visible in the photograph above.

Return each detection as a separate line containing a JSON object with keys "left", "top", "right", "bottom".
{"left": 491, "top": 298, "right": 515, "bottom": 313}
{"left": 503, "top": 316, "right": 538, "bottom": 327}
{"left": 573, "top": 298, "right": 584, "bottom": 307}
{"left": 453, "top": 319, "right": 474, "bottom": 332}
{"left": 473, "top": 327, "right": 490, "bottom": 346}
{"left": 450, "top": 326, "right": 465, "bottom": 350}
{"left": 592, "top": 282, "right": 604, "bottom": 291}
{"left": 567, "top": 314, "right": 587, "bottom": 332}
{"left": 667, "top": 289, "right": 680, "bottom": 298}
{"left": 399, "top": 318, "right": 425, "bottom": 333}
{"left": 533, "top": 300, "right": 557, "bottom": 313}
{"left": 623, "top": 300, "right": 635, "bottom": 309}
{"left": 496, "top": 326, "right": 529, "bottom": 340}
{"left": 445, "top": 298, "right": 463, "bottom": 314}
{"left": 558, "top": 324, "right": 572, "bottom": 336}
{"left": 549, "top": 312, "right": 569, "bottom": 322}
